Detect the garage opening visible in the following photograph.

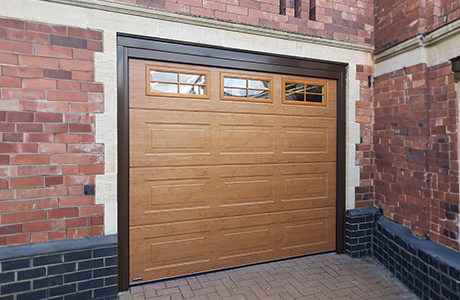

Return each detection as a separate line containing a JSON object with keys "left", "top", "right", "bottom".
{"left": 117, "top": 35, "right": 346, "bottom": 290}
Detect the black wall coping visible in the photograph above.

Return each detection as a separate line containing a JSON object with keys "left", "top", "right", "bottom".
{"left": 377, "top": 218, "right": 460, "bottom": 269}
{"left": 346, "top": 206, "right": 380, "bottom": 217}
{"left": 0, "top": 235, "right": 117, "bottom": 260}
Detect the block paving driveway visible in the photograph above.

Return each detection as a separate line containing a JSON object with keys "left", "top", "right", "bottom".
{"left": 128, "top": 253, "right": 418, "bottom": 300}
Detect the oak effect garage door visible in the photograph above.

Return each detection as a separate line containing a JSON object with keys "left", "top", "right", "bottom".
{"left": 129, "top": 59, "right": 337, "bottom": 284}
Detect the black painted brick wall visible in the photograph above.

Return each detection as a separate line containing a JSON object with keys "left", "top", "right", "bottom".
{"left": 345, "top": 206, "right": 380, "bottom": 258}
{"left": 0, "top": 242, "right": 117, "bottom": 300}
{"left": 374, "top": 219, "right": 460, "bottom": 300}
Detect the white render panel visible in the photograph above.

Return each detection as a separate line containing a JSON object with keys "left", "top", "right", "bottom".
{"left": 0, "top": 0, "right": 373, "bottom": 233}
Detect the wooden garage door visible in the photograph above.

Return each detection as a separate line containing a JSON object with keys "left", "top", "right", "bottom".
{"left": 128, "top": 59, "right": 337, "bottom": 284}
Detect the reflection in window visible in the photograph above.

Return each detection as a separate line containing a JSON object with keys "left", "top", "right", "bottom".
{"left": 283, "top": 80, "right": 326, "bottom": 106}
{"left": 146, "top": 67, "right": 209, "bottom": 98}
{"left": 221, "top": 74, "right": 273, "bottom": 103}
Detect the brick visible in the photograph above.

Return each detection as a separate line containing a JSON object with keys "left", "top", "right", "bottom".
{"left": 20, "top": 100, "right": 69, "bottom": 113}
{"left": 93, "top": 246, "right": 117, "bottom": 258}
{"left": 0, "top": 77, "right": 21, "bottom": 87}
{"left": 0, "top": 155, "right": 9, "bottom": 165}
{"left": 0, "top": 52, "right": 19, "bottom": 64}
{"left": 93, "top": 266, "right": 117, "bottom": 278}
{"left": 69, "top": 102, "right": 103, "bottom": 113}
{"left": 78, "top": 259, "right": 103, "bottom": 271}
{"left": 1, "top": 258, "right": 30, "bottom": 271}
{"left": 2, "top": 89, "right": 45, "bottom": 100}
{"left": 1, "top": 210, "right": 46, "bottom": 224}
{"left": 68, "top": 27, "right": 102, "bottom": 40}
{"left": 80, "top": 82, "right": 103, "bottom": 92}
{"left": 72, "top": 71, "right": 93, "bottom": 81}
{"left": 18, "top": 165, "right": 61, "bottom": 176}
{"left": 64, "top": 250, "right": 92, "bottom": 262}
{"left": 80, "top": 205, "right": 104, "bottom": 216}
{"left": 48, "top": 208, "right": 79, "bottom": 219}
{"left": 34, "top": 112, "right": 63, "bottom": 122}
{"left": 35, "top": 44, "right": 72, "bottom": 58}
{"left": 64, "top": 270, "right": 92, "bottom": 283}
{"left": 43, "top": 124, "right": 67, "bottom": 133}
{"left": 65, "top": 217, "right": 86, "bottom": 228}
{"left": 0, "top": 122, "right": 16, "bottom": 132}
{"left": 0, "top": 178, "right": 8, "bottom": 189}
{"left": 87, "top": 40, "right": 103, "bottom": 51}
{"left": 45, "top": 175, "right": 64, "bottom": 185}
{"left": 51, "top": 154, "right": 102, "bottom": 164}
{"left": 8, "top": 29, "right": 49, "bottom": 44}
{"left": 64, "top": 175, "right": 94, "bottom": 185}
{"left": 3, "top": 133, "right": 23, "bottom": 142}
{"left": 0, "top": 18, "right": 25, "bottom": 29}
{"left": 1, "top": 281, "right": 31, "bottom": 295}
{"left": 55, "top": 134, "right": 80, "bottom": 143}
{"left": 69, "top": 124, "right": 93, "bottom": 132}
{"left": 20, "top": 55, "right": 58, "bottom": 68}
{"left": 0, "top": 166, "right": 16, "bottom": 177}
{"left": 47, "top": 90, "right": 86, "bottom": 101}
{"left": 44, "top": 69, "right": 72, "bottom": 80}
{"left": 23, "top": 133, "right": 52, "bottom": 143}
{"left": 22, "top": 78, "right": 56, "bottom": 89}
{"left": 60, "top": 59, "right": 93, "bottom": 71}
{"left": 23, "top": 219, "right": 66, "bottom": 233}
{"left": 33, "top": 254, "right": 62, "bottom": 266}
{"left": 0, "top": 272, "right": 15, "bottom": 284}
{"left": 57, "top": 80, "right": 80, "bottom": 91}
{"left": 17, "top": 186, "right": 67, "bottom": 199}
{"left": 17, "top": 123, "right": 43, "bottom": 132}
{"left": 79, "top": 165, "right": 104, "bottom": 175}
{"left": 39, "top": 143, "right": 67, "bottom": 154}
{"left": 68, "top": 186, "right": 83, "bottom": 195}
{"left": 0, "top": 224, "right": 22, "bottom": 235}
{"left": 48, "top": 230, "right": 65, "bottom": 241}
{"left": 48, "top": 263, "right": 77, "bottom": 275}
{"left": 26, "top": 22, "right": 66, "bottom": 35}
{"left": 59, "top": 195, "right": 94, "bottom": 207}
{"left": 35, "top": 198, "right": 58, "bottom": 209}
{"left": 11, "top": 154, "right": 49, "bottom": 165}
{"left": 31, "top": 232, "right": 48, "bottom": 243}
{"left": 50, "top": 35, "right": 87, "bottom": 49}
{"left": 16, "top": 289, "right": 47, "bottom": 300}
{"left": 0, "top": 40, "right": 33, "bottom": 54}
{"left": 10, "top": 176, "right": 45, "bottom": 188}
{"left": 2, "top": 66, "right": 43, "bottom": 78}
{"left": 63, "top": 165, "right": 78, "bottom": 175}
{"left": 72, "top": 49, "right": 94, "bottom": 60}
{"left": 7, "top": 234, "right": 30, "bottom": 245}
{"left": 33, "top": 275, "right": 63, "bottom": 289}
{"left": 68, "top": 144, "right": 103, "bottom": 153}
{"left": 89, "top": 216, "right": 103, "bottom": 226}
{"left": 17, "top": 267, "right": 46, "bottom": 280}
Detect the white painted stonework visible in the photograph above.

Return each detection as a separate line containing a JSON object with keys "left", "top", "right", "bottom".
{"left": 375, "top": 18, "right": 460, "bottom": 76}
{"left": 1, "top": 0, "right": 373, "bottom": 234}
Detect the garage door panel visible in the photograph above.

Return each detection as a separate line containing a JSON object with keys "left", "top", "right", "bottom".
{"left": 131, "top": 164, "right": 335, "bottom": 226}
{"left": 129, "top": 59, "right": 337, "bottom": 283}
{"left": 280, "top": 208, "right": 335, "bottom": 256}
{"left": 129, "top": 60, "right": 337, "bottom": 118}
{"left": 130, "top": 223, "right": 214, "bottom": 281}
{"left": 130, "top": 109, "right": 336, "bottom": 167}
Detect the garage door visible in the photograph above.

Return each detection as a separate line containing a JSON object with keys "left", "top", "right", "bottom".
{"left": 128, "top": 59, "right": 337, "bottom": 284}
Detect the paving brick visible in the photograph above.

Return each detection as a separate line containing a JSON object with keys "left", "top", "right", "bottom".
{"left": 130, "top": 253, "right": 419, "bottom": 300}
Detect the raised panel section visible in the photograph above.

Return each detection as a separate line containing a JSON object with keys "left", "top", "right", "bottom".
{"left": 219, "top": 124, "right": 274, "bottom": 154}
{"left": 282, "top": 126, "right": 328, "bottom": 153}
{"left": 218, "top": 174, "right": 275, "bottom": 207}
{"left": 144, "top": 177, "right": 211, "bottom": 211}
{"left": 219, "top": 223, "right": 275, "bottom": 260}
{"left": 281, "top": 219, "right": 328, "bottom": 250}
{"left": 144, "top": 231, "right": 211, "bottom": 271}
{"left": 281, "top": 172, "right": 328, "bottom": 202}
{"left": 144, "top": 122, "right": 211, "bottom": 155}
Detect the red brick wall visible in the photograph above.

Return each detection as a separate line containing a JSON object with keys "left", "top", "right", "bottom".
{"left": 0, "top": 18, "right": 105, "bottom": 246}
{"left": 375, "top": 0, "right": 460, "bottom": 53}
{"left": 114, "top": 0, "right": 374, "bottom": 44}
{"left": 355, "top": 65, "right": 375, "bottom": 208}
{"left": 373, "top": 62, "right": 459, "bottom": 251}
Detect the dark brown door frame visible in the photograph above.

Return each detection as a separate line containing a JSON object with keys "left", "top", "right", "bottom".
{"left": 117, "top": 34, "right": 347, "bottom": 292}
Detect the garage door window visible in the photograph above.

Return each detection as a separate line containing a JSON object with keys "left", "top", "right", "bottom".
{"left": 282, "top": 79, "right": 327, "bottom": 106}
{"left": 146, "top": 66, "right": 209, "bottom": 98}
{"left": 221, "top": 73, "right": 273, "bottom": 103}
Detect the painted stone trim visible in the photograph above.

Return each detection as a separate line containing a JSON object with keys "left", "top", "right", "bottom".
{"left": 0, "top": 235, "right": 117, "bottom": 300}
